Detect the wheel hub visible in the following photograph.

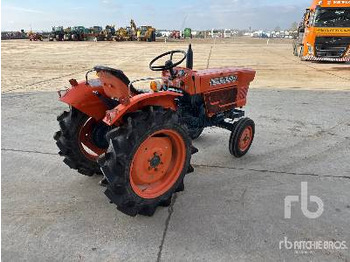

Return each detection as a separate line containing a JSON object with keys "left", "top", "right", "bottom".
{"left": 79, "top": 117, "right": 107, "bottom": 160}
{"left": 131, "top": 137, "right": 172, "bottom": 185}
{"left": 92, "top": 123, "right": 110, "bottom": 149}
{"left": 149, "top": 153, "right": 161, "bottom": 168}
{"left": 130, "top": 129, "right": 186, "bottom": 199}
{"left": 239, "top": 127, "right": 253, "bottom": 151}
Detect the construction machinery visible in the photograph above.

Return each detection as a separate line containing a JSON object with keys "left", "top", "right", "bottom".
{"left": 71, "top": 26, "right": 88, "bottom": 41}
{"left": 293, "top": 0, "right": 350, "bottom": 62}
{"left": 128, "top": 19, "right": 138, "bottom": 41}
{"left": 115, "top": 20, "right": 138, "bottom": 41}
{"left": 137, "top": 25, "right": 156, "bottom": 42}
{"left": 1, "top": 30, "right": 27, "bottom": 40}
{"left": 88, "top": 26, "right": 104, "bottom": 41}
{"left": 102, "top": 25, "right": 116, "bottom": 41}
{"left": 170, "top": 30, "right": 181, "bottom": 39}
{"left": 115, "top": 27, "right": 129, "bottom": 41}
{"left": 49, "top": 26, "right": 64, "bottom": 41}
{"left": 183, "top": 28, "right": 192, "bottom": 39}
{"left": 63, "top": 26, "right": 88, "bottom": 41}
{"left": 54, "top": 45, "right": 256, "bottom": 216}
{"left": 63, "top": 27, "right": 72, "bottom": 41}
{"left": 28, "top": 31, "right": 43, "bottom": 41}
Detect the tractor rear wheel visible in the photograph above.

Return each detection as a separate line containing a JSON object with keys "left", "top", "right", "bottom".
{"left": 54, "top": 108, "right": 109, "bottom": 176}
{"left": 188, "top": 127, "right": 204, "bottom": 140}
{"left": 229, "top": 118, "right": 255, "bottom": 158}
{"left": 98, "top": 107, "right": 193, "bottom": 216}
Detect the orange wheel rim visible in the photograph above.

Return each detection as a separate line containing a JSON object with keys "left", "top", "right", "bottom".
{"left": 78, "top": 117, "right": 106, "bottom": 161}
{"left": 239, "top": 126, "right": 253, "bottom": 152}
{"left": 130, "top": 129, "right": 186, "bottom": 199}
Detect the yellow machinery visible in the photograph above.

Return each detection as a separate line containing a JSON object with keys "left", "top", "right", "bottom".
{"left": 115, "top": 20, "right": 138, "bottom": 41}
{"left": 116, "top": 27, "right": 129, "bottom": 41}
{"left": 28, "top": 31, "right": 43, "bottom": 41}
{"left": 137, "top": 25, "right": 156, "bottom": 42}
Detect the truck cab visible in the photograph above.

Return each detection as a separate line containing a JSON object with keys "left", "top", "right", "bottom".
{"left": 293, "top": 0, "right": 350, "bottom": 62}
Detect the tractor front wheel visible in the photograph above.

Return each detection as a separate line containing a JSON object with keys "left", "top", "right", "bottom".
{"left": 229, "top": 118, "right": 255, "bottom": 158}
{"left": 98, "top": 107, "right": 193, "bottom": 216}
{"left": 54, "top": 108, "right": 109, "bottom": 176}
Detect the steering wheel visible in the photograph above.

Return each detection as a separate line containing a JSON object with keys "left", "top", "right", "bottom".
{"left": 149, "top": 50, "right": 187, "bottom": 72}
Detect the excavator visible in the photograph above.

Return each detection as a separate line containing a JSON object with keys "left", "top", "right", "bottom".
{"left": 129, "top": 19, "right": 138, "bottom": 41}
{"left": 115, "top": 20, "right": 137, "bottom": 41}
{"left": 116, "top": 20, "right": 154, "bottom": 42}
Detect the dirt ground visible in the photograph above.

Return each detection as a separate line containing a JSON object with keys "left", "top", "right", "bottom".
{"left": 1, "top": 37, "right": 350, "bottom": 93}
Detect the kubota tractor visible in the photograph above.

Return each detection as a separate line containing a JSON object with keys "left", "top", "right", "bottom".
{"left": 54, "top": 45, "right": 256, "bottom": 216}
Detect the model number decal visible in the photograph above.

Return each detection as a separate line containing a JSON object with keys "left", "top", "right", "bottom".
{"left": 210, "top": 75, "right": 237, "bottom": 86}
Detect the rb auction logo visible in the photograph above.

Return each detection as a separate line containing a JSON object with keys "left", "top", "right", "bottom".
{"left": 284, "top": 182, "right": 324, "bottom": 219}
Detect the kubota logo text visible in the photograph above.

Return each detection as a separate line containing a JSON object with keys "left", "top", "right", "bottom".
{"left": 210, "top": 75, "right": 237, "bottom": 86}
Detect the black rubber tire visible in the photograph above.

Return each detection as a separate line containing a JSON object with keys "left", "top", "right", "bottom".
{"left": 293, "top": 44, "right": 298, "bottom": 57}
{"left": 98, "top": 107, "right": 193, "bottom": 217}
{"left": 229, "top": 118, "right": 255, "bottom": 158}
{"left": 299, "top": 46, "right": 304, "bottom": 60}
{"left": 54, "top": 108, "right": 103, "bottom": 176}
{"left": 188, "top": 127, "right": 204, "bottom": 140}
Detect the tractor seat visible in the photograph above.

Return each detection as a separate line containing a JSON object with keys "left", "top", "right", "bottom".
{"left": 94, "top": 66, "right": 144, "bottom": 94}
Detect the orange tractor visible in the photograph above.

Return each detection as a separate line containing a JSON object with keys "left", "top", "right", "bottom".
{"left": 54, "top": 45, "right": 256, "bottom": 216}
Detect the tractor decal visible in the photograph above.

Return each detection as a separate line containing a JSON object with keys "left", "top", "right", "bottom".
{"left": 210, "top": 75, "right": 238, "bottom": 86}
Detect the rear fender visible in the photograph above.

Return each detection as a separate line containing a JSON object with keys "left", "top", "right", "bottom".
{"left": 103, "top": 91, "right": 182, "bottom": 126}
{"left": 59, "top": 81, "right": 108, "bottom": 120}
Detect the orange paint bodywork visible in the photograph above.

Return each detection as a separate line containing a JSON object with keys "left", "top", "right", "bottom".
{"left": 163, "top": 67, "right": 255, "bottom": 116}
{"left": 310, "top": 0, "right": 350, "bottom": 9}
{"left": 60, "top": 80, "right": 181, "bottom": 125}
{"left": 59, "top": 81, "right": 108, "bottom": 120}
{"left": 301, "top": 0, "right": 350, "bottom": 60}
{"left": 60, "top": 66, "right": 255, "bottom": 126}
{"left": 97, "top": 71, "right": 130, "bottom": 105}
{"left": 103, "top": 91, "right": 182, "bottom": 126}
{"left": 162, "top": 67, "right": 255, "bottom": 97}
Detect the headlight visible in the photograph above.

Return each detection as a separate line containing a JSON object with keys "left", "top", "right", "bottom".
{"left": 150, "top": 80, "right": 161, "bottom": 92}
{"left": 307, "top": 43, "right": 314, "bottom": 55}
{"left": 345, "top": 47, "right": 350, "bottom": 57}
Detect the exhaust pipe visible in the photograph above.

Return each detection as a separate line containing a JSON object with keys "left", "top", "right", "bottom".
{"left": 186, "top": 44, "right": 193, "bottom": 69}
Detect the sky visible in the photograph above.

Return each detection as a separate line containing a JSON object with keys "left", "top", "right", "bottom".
{"left": 1, "top": 0, "right": 310, "bottom": 31}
